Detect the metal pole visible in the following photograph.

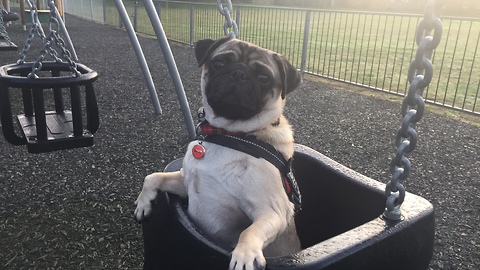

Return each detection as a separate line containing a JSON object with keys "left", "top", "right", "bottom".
{"left": 60, "top": 0, "right": 65, "bottom": 22}
{"left": 2, "top": 0, "right": 9, "bottom": 11}
{"left": 300, "top": 10, "right": 310, "bottom": 77}
{"left": 102, "top": 0, "right": 106, "bottom": 24}
{"left": 20, "top": 0, "right": 26, "bottom": 30}
{"left": 142, "top": 0, "right": 196, "bottom": 140}
{"left": 154, "top": 0, "right": 160, "bottom": 19}
{"left": 236, "top": 5, "right": 240, "bottom": 38}
{"left": 189, "top": 3, "right": 194, "bottom": 47}
{"left": 113, "top": 0, "right": 162, "bottom": 115}
{"left": 89, "top": 0, "right": 93, "bottom": 20}
{"left": 134, "top": 1, "right": 138, "bottom": 32}
{"left": 49, "top": 1, "right": 78, "bottom": 61}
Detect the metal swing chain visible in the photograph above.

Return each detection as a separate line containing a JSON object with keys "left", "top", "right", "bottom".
{"left": 216, "top": 0, "right": 238, "bottom": 38}
{"left": 17, "top": 0, "right": 48, "bottom": 65}
{"left": 18, "top": 0, "right": 79, "bottom": 78}
{"left": 16, "top": 8, "right": 39, "bottom": 64}
{"left": 383, "top": 0, "right": 443, "bottom": 221}
{"left": 0, "top": 3, "right": 14, "bottom": 45}
{"left": 46, "top": 0, "right": 79, "bottom": 76}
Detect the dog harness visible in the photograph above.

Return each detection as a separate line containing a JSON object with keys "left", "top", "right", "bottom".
{"left": 193, "top": 108, "right": 302, "bottom": 212}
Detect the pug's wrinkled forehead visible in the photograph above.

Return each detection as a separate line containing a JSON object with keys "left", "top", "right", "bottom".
{"left": 208, "top": 39, "right": 279, "bottom": 73}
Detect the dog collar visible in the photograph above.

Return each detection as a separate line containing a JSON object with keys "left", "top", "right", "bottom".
{"left": 196, "top": 107, "right": 280, "bottom": 135}
{"left": 197, "top": 121, "right": 245, "bottom": 136}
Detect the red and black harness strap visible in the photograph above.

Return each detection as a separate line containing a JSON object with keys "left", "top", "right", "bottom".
{"left": 203, "top": 133, "right": 302, "bottom": 213}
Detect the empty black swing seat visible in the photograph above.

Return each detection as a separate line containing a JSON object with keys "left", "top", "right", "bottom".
{"left": 1, "top": 10, "right": 20, "bottom": 22}
{"left": 0, "top": 61, "right": 99, "bottom": 153}
{"left": 0, "top": 8, "right": 19, "bottom": 51}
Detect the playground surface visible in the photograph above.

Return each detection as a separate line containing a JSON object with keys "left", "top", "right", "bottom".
{"left": 0, "top": 13, "right": 479, "bottom": 270}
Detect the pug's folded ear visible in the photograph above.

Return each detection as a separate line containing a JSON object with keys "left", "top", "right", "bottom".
{"left": 273, "top": 54, "right": 302, "bottom": 99}
{"left": 195, "top": 37, "right": 233, "bottom": 67}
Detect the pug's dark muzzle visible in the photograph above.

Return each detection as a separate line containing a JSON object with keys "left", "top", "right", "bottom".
{"left": 206, "top": 63, "right": 267, "bottom": 120}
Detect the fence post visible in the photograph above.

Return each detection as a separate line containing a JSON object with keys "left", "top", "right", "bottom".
{"left": 154, "top": 0, "right": 161, "bottom": 20}
{"left": 189, "top": 3, "right": 194, "bottom": 47}
{"left": 236, "top": 5, "right": 241, "bottom": 38}
{"left": 80, "top": 0, "right": 83, "bottom": 17}
{"left": 89, "top": 0, "right": 94, "bottom": 20}
{"left": 300, "top": 10, "right": 310, "bottom": 77}
{"left": 102, "top": 0, "right": 106, "bottom": 24}
{"left": 134, "top": 1, "right": 138, "bottom": 31}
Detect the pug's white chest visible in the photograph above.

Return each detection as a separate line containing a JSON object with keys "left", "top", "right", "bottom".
{"left": 181, "top": 140, "right": 284, "bottom": 244}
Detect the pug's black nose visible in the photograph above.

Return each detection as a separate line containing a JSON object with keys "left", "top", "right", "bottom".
{"left": 230, "top": 69, "right": 247, "bottom": 81}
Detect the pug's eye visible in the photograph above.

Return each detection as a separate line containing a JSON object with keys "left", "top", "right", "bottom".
{"left": 212, "top": 59, "right": 225, "bottom": 70}
{"left": 257, "top": 74, "right": 271, "bottom": 86}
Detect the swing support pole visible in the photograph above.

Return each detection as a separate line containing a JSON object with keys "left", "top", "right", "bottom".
{"left": 142, "top": 0, "right": 196, "bottom": 140}
{"left": 113, "top": 0, "right": 162, "bottom": 116}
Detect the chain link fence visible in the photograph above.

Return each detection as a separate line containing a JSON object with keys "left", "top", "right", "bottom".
{"left": 60, "top": 0, "right": 479, "bottom": 115}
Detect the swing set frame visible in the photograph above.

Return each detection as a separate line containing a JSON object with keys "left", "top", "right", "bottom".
{"left": 0, "top": 0, "right": 438, "bottom": 268}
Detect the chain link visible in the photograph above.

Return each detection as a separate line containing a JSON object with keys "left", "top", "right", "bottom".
{"left": 383, "top": 0, "right": 443, "bottom": 221}
{"left": 216, "top": 0, "right": 238, "bottom": 38}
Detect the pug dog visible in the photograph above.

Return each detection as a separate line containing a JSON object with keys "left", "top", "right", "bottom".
{"left": 134, "top": 37, "right": 302, "bottom": 270}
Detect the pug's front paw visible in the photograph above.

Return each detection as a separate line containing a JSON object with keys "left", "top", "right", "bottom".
{"left": 229, "top": 243, "right": 266, "bottom": 270}
{"left": 133, "top": 187, "right": 158, "bottom": 223}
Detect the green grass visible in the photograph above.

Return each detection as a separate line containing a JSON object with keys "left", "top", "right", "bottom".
{"left": 63, "top": 0, "right": 480, "bottom": 114}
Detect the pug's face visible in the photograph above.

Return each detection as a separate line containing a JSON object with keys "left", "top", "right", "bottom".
{"left": 195, "top": 37, "right": 301, "bottom": 128}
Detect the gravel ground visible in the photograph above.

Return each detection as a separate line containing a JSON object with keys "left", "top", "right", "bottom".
{"left": 1, "top": 14, "right": 479, "bottom": 270}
